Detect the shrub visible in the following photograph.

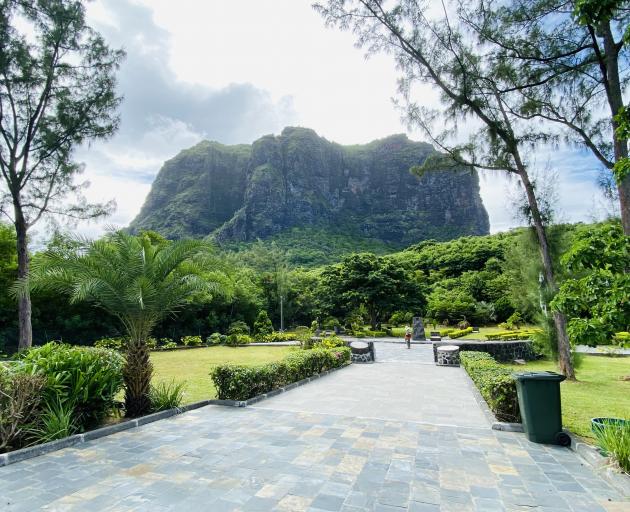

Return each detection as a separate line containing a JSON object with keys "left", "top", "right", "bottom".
{"left": 457, "top": 320, "right": 471, "bottom": 330}
{"left": 485, "top": 329, "right": 542, "bottom": 341}
{"left": 254, "top": 332, "right": 294, "bottom": 343}
{"left": 146, "top": 337, "right": 158, "bottom": 350}
{"left": 227, "top": 321, "right": 250, "bottom": 335}
{"left": 593, "top": 420, "right": 630, "bottom": 474}
{"left": 207, "top": 332, "right": 222, "bottom": 345}
{"left": 94, "top": 337, "right": 125, "bottom": 351}
{"left": 364, "top": 330, "right": 387, "bottom": 337}
{"left": 318, "top": 336, "right": 347, "bottom": 349}
{"left": 460, "top": 352, "right": 519, "bottom": 422}
{"left": 322, "top": 316, "right": 340, "bottom": 330}
{"left": 448, "top": 327, "right": 473, "bottom": 339}
{"left": 439, "top": 328, "right": 455, "bottom": 337}
{"left": 149, "top": 380, "right": 186, "bottom": 412}
{"left": 31, "top": 397, "right": 77, "bottom": 444}
{"left": 253, "top": 311, "right": 274, "bottom": 336}
{"left": 162, "top": 341, "right": 178, "bottom": 350}
{"left": 19, "top": 342, "right": 125, "bottom": 429}
{"left": 389, "top": 311, "right": 414, "bottom": 326}
{"left": 211, "top": 347, "right": 351, "bottom": 401}
{"left": 225, "top": 334, "right": 252, "bottom": 346}
{"left": 0, "top": 365, "right": 45, "bottom": 452}
{"left": 613, "top": 332, "right": 630, "bottom": 347}
{"left": 181, "top": 335, "right": 203, "bottom": 347}
{"left": 505, "top": 312, "right": 523, "bottom": 330}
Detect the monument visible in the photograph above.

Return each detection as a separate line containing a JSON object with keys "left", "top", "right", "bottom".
{"left": 412, "top": 317, "right": 426, "bottom": 341}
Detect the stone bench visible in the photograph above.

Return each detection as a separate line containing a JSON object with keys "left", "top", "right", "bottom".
{"left": 436, "top": 345, "right": 460, "bottom": 366}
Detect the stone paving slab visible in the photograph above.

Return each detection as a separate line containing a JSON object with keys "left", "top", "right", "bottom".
{"left": 0, "top": 406, "right": 626, "bottom": 511}
{"left": 253, "top": 362, "right": 488, "bottom": 428}
{"left": 0, "top": 343, "right": 627, "bottom": 511}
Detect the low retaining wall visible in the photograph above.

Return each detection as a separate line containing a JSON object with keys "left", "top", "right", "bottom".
{"left": 432, "top": 339, "right": 535, "bottom": 363}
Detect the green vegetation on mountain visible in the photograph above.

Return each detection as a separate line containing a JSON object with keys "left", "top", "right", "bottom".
{"left": 130, "top": 127, "right": 490, "bottom": 248}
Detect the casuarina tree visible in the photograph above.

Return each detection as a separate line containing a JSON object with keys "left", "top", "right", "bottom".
{"left": 458, "top": 0, "right": 630, "bottom": 234}
{"left": 17, "top": 232, "right": 220, "bottom": 417}
{"left": 315, "top": 0, "right": 576, "bottom": 377}
{"left": 0, "top": 0, "right": 123, "bottom": 350}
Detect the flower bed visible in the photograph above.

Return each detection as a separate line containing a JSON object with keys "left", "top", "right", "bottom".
{"left": 210, "top": 347, "right": 351, "bottom": 401}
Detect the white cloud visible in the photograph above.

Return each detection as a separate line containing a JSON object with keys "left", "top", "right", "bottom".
{"left": 64, "top": 0, "right": 613, "bottom": 241}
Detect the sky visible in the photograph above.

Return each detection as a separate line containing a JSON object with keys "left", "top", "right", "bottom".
{"left": 64, "top": 0, "right": 614, "bottom": 240}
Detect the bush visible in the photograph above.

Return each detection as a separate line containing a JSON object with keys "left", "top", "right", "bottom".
{"left": 19, "top": 342, "right": 125, "bottom": 429}
{"left": 0, "top": 365, "right": 45, "bottom": 452}
{"left": 448, "top": 327, "right": 473, "bottom": 339}
{"left": 322, "top": 316, "right": 340, "bottom": 330}
{"left": 181, "top": 335, "right": 203, "bottom": 347}
{"left": 253, "top": 311, "right": 274, "bottom": 336}
{"left": 227, "top": 321, "right": 250, "bottom": 335}
{"left": 225, "top": 334, "right": 252, "bottom": 346}
{"left": 146, "top": 337, "right": 158, "bottom": 350}
{"left": 364, "top": 330, "right": 387, "bottom": 337}
{"left": 505, "top": 312, "right": 523, "bottom": 330}
{"left": 460, "top": 352, "right": 519, "bottom": 422}
{"left": 31, "top": 397, "right": 77, "bottom": 444}
{"left": 211, "top": 347, "right": 351, "bottom": 401}
{"left": 254, "top": 332, "right": 294, "bottom": 343}
{"left": 389, "top": 311, "right": 414, "bottom": 326}
{"left": 317, "top": 336, "right": 347, "bottom": 349}
{"left": 94, "top": 337, "right": 125, "bottom": 351}
{"left": 149, "top": 380, "right": 186, "bottom": 411}
{"left": 207, "top": 332, "right": 222, "bottom": 345}
{"left": 485, "top": 329, "right": 541, "bottom": 341}
{"left": 162, "top": 341, "right": 178, "bottom": 350}
{"left": 439, "top": 328, "right": 455, "bottom": 337}
{"left": 593, "top": 420, "right": 630, "bottom": 474}
{"left": 614, "top": 332, "right": 630, "bottom": 347}
{"left": 457, "top": 320, "right": 471, "bottom": 330}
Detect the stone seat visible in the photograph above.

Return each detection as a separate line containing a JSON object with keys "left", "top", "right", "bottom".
{"left": 436, "top": 345, "right": 460, "bottom": 367}
{"left": 350, "top": 340, "right": 374, "bottom": 363}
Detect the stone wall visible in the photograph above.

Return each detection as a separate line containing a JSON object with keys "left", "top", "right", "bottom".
{"left": 432, "top": 340, "right": 535, "bottom": 363}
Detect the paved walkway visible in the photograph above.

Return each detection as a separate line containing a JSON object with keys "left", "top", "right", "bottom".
{"left": 0, "top": 344, "right": 627, "bottom": 511}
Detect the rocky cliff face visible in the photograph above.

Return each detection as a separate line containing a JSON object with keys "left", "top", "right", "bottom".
{"left": 130, "top": 127, "right": 490, "bottom": 246}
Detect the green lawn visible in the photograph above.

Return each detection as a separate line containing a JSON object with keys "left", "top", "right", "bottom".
{"left": 505, "top": 357, "right": 630, "bottom": 441}
{"left": 151, "top": 346, "right": 294, "bottom": 404}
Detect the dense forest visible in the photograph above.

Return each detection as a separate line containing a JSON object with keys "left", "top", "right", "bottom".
{"left": 1, "top": 220, "right": 626, "bottom": 353}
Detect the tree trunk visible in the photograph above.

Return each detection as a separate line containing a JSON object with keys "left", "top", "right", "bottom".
{"left": 515, "top": 165, "right": 575, "bottom": 379}
{"left": 14, "top": 205, "right": 32, "bottom": 351}
{"left": 123, "top": 335, "right": 153, "bottom": 417}
{"left": 601, "top": 23, "right": 630, "bottom": 234}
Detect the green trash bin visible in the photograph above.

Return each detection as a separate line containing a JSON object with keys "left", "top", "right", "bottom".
{"left": 512, "top": 371, "right": 571, "bottom": 446}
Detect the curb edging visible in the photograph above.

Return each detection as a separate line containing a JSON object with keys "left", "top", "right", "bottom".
{"left": 0, "top": 364, "right": 351, "bottom": 468}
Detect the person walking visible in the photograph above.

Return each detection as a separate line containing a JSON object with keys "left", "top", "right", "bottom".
{"left": 405, "top": 325, "right": 412, "bottom": 349}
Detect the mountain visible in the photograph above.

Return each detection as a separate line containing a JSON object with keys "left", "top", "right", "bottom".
{"left": 130, "top": 127, "right": 490, "bottom": 247}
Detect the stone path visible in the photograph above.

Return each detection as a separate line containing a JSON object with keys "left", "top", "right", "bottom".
{"left": 0, "top": 344, "right": 627, "bottom": 511}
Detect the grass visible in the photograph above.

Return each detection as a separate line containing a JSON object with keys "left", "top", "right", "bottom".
{"left": 150, "top": 346, "right": 294, "bottom": 404}
{"left": 505, "top": 356, "right": 630, "bottom": 441}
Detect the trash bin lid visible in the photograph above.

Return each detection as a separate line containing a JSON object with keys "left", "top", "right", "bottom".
{"left": 512, "top": 371, "right": 566, "bottom": 382}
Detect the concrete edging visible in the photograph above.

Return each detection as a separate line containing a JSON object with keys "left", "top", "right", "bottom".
{"left": 0, "top": 364, "right": 351, "bottom": 468}
{"left": 0, "top": 400, "right": 212, "bottom": 468}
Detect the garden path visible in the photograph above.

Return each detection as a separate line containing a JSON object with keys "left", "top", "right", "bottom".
{"left": 0, "top": 343, "right": 627, "bottom": 511}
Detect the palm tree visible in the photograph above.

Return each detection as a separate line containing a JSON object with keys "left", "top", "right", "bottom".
{"left": 18, "top": 231, "right": 218, "bottom": 416}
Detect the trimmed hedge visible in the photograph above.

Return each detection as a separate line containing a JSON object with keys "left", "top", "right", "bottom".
{"left": 485, "top": 329, "right": 541, "bottom": 341}
{"left": 460, "top": 352, "right": 520, "bottom": 423}
{"left": 439, "top": 328, "right": 455, "bottom": 337}
{"left": 448, "top": 327, "right": 473, "bottom": 339}
{"left": 211, "top": 347, "right": 351, "bottom": 401}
